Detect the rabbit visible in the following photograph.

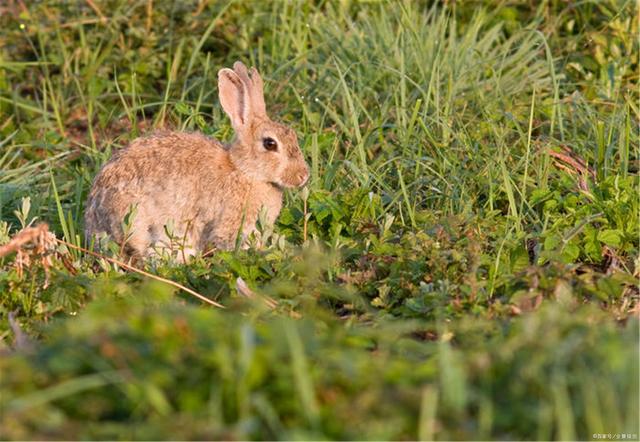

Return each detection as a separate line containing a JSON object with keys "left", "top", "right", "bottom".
{"left": 84, "top": 61, "right": 309, "bottom": 259}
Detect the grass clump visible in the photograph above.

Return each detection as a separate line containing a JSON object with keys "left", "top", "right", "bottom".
{"left": 2, "top": 285, "right": 637, "bottom": 440}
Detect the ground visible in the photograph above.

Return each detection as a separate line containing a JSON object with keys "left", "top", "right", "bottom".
{"left": 0, "top": 1, "right": 638, "bottom": 440}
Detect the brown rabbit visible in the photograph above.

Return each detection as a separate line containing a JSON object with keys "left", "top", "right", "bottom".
{"left": 84, "top": 61, "right": 309, "bottom": 259}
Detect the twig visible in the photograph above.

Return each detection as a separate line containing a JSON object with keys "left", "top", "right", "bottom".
{"left": 549, "top": 146, "right": 595, "bottom": 191}
{"left": 85, "top": 0, "right": 107, "bottom": 23}
{"left": 303, "top": 196, "right": 308, "bottom": 243}
{"left": 56, "top": 239, "right": 225, "bottom": 309}
{"left": 145, "top": 0, "right": 153, "bottom": 33}
{"left": 236, "top": 277, "right": 278, "bottom": 309}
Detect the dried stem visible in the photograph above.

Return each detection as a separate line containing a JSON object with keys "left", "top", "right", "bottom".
{"left": 303, "top": 200, "right": 308, "bottom": 243}
{"left": 0, "top": 224, "right": 52, "bottom": 258}
{"left": 56, "top": 239, "right": 225, "bottom": 309}
{"left": 236, "top": 277, "right": 278, "bottom": 309}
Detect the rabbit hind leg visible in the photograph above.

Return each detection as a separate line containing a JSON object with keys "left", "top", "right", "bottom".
{"left": 145, "top": 222, "right": 198, "bottom": 262}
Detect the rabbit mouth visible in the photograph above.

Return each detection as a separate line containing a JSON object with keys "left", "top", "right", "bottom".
{"left": 269, "top": 181, "right": 285, "bottom": 191}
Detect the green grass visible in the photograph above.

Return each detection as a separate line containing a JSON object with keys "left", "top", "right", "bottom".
{"left": 0, "top": 1, "right": 638, "bottom": 440}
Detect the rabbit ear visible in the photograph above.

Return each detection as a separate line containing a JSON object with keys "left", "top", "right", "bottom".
{"left": 233, "top": 61, "right": 250, "bottom": 82}
{"left": 233, "top": 61, "right": 267, "bottom": 118}
{"left": 248, "top": 67, "right": 266, "bottom": 117}
{"left": 218, "top": 68, "right": 250, "bottom": 129}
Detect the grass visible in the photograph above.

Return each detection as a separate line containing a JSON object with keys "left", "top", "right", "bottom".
{"left": 0, "top": 0, "right": 638, "bottom": 440}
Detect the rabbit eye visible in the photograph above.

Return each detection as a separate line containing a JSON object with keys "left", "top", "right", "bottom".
{"left": 263, "top": 137, "right": 278, "bottom": 152}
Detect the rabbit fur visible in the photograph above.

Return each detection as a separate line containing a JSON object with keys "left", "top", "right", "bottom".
{"left": 84, "top": 61, "right": 309, "bottom": 259}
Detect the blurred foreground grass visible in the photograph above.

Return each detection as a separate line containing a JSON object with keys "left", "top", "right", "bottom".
{"left": 0, "top": 0, "right": 638, "bottom": 440}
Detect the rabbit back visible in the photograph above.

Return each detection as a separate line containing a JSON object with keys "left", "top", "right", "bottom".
{"left": 85, "top": 131, "right": 234, "bottom": 256}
